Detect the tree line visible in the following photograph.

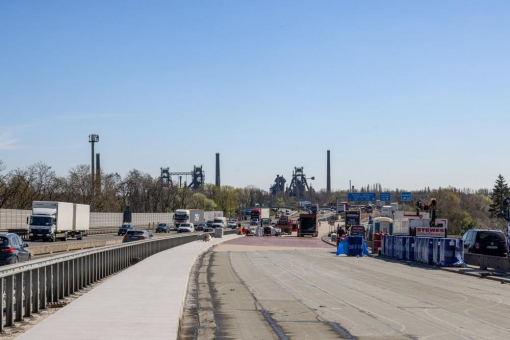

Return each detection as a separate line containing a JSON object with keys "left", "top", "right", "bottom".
{"left": 0, "top": 160, "right": 266, "bottom": 217}
{"left": 0, "top": 160, "right": 507, "bottom": 234}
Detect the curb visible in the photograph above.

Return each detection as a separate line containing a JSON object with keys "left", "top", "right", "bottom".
{"left": 320, "top": 234, "right": 336, "bottom": 247}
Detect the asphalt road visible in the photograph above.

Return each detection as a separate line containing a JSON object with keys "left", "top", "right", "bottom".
{"left": 25, "top": 222, "right": 250, "bottom": 248}
{"left": 186, "top": 230, "right": 510, "bottom": 339}
{"left": 24, "top": 229, "right": 181, "bottom": 248}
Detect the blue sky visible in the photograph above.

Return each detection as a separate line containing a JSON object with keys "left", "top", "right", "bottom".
{"left": 1, "top": 1, "right": 509, "bottom": 191}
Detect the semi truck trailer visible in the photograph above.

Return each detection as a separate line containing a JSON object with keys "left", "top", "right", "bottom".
{"left": 173, "top": 209, "right": 204, "bottom": 227}
{"left": 297, "top": 214, "right": 318, "bottom": 237}
{"left": 28, "top": 201, "right": 89, "bottom": 242}
{"left": 250, "top": 208, "right": 270, "bottom": 222}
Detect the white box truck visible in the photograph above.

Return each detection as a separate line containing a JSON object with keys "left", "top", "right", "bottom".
{"left": 28, "top": 201, "right": 89, "bottom": 242}
{"left": 381, "top": 205, "right": 393, "bottom": 218}
{"left": 73, "top": 204, "right": 90, "bottom": 238}
{"left": 173, "top": 209, "right": 204, "bottom": 228}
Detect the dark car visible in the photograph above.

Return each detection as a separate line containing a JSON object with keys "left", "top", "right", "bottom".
{"left": 118, "top": 224, "right": 134, "bottom": 236}
{"left": 0, "top": 233, "right": 31, "bottom": 265}
{"left": 462, "top": 229, "right": 508, "bottom": 257}
{"left": 196, "top": 223, "right": 207, "bottom": 231}
{"left": 155, "top": 223, "right": 171, "bottom": 233}
{"left": 206, "top": 220, "right": 214, "bottom": 228}
{"left": 122, "top": 230, "right": 152, "bottom": 243}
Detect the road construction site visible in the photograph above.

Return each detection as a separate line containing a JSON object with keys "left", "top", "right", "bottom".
{"left": 180, "top": 223, "right": 510, "bottom": 340}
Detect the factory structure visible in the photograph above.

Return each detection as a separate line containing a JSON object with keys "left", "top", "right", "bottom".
{"left": 160, "top": 153, "right": 221, "bottom": 189}
{"left": 269, "top": 150, "right": 332, "bottom": 199}
{"left": 158, "top": 150, "right": 333, "bottom": 197}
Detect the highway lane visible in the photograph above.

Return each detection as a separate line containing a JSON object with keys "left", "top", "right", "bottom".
{"left": 188, "top": 232, "right": 510, "bottom": 339}
{"left": 25, "top": 222, "right": 251, "bottom": 248}
{"left": 25, "top": 230, "right": 178, "bottom": 248}
{"left": 26, "top": 226, "right": 244, "bottom": 259}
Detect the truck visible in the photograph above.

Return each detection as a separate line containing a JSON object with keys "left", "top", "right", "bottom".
{"left": 277, "top": 215, "right": 293, "bottom": 235}
{"left": 28, "top": 201, "right": 89, "bottom": 242}
{"left": 392, "top": 199, "right": 447, "bottom": 237}
{"left": 299, "top": 200, "right": 311, "bottom": 208}
{"left": 393, "top": 212, "right": 448, "bottom": 238}
{"left": 213, "top": 216, "right": 228, "bottom": 228}
{"left": 250, "top": 208, "right": 270, "bottom": 222}
{"left": 391, "top": 202, "right": 399, "bottom": 213}
{"left": 381, "top": 205, "right": 393, "bottom": 218}
{"left": 173, "top": 209, "right": 204, "bottom": 228}
{"left": 204, "top": 211, "right": 223, "bottom": 222}
{"left": 297, "top": 214, "right": 318, "bottom": 237}
{"left": 337, "top": 202, "right": 348, "bottom": 214}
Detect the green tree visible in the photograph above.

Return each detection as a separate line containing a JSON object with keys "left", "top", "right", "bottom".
{"left": 214, "top": 186, "right": 239, "bottom": 217}
{"left": 489, "top": 174, "right": 510, "bottom": 218}
{"left": 188, "top": 192, "right": 217, "bottom": 211}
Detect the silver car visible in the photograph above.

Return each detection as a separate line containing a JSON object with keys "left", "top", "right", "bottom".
{"left": 122, "top": 230, "right": 152, "bottom": 243}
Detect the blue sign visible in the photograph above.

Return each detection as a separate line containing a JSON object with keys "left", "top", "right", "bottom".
{"left": 401, "top": 192, "right": 412, "bottom": 201}
{"left": 380, "top": 192, "right": 391, "bottom": 201}
{"left": 348, "top": 193, "right": 376, "bottom": 202}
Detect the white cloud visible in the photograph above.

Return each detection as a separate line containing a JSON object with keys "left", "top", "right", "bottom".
{"left": 0, "top": 134, "right": 20, "bottom": 150}
{"left": 54, "top": 113, "right": 131, "bottom": 120}
{"left": 0, "top": 126, "right": 26, "bottom": 150}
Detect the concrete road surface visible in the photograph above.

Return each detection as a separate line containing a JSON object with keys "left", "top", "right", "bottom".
{"left": 186, "top": 235, "right": 510, "bottom": 339}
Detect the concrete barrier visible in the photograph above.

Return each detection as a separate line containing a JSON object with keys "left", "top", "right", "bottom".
{"left": 465, "top": 253, "right": 510, "bottom": 272}
{"left": 29, "top": 229, "right": 237, "bottom": 256}
{"left": 30, "top": 239, "right": 121, "bottom": 256}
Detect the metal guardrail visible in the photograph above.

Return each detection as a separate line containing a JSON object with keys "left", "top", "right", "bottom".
{"left": 464, "top": 253, "right": 510, "bottom": 272}
{"left": 0, "top": 229, "right": 236, "bottom": 331}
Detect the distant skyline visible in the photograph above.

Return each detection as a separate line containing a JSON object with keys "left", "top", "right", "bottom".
{"left": 1, "top": 1, "right": 509, "bottom": 191}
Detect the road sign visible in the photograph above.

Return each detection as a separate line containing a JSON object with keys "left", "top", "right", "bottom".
{"left": 380, "top": 192, "right": 391, "bottom": 201}
{"left": 401, "top": 192, "right": 412, "bottom": 201}
{"left": 347, "top": 193, "right": 376, "bottom": 202}
{"left": 345, "top": 211, "right": 360, "bottom": 228}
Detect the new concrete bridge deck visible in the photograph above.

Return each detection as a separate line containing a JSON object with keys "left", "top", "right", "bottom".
{"left": 17, "top": 234, "right": 240, "bottom": 340}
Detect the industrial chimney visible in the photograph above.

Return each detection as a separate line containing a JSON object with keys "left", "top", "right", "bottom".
{"left": 96, "top": 153, "right": 101, "bottom": 193}
{"left": 215, "top": 153, "right": 221, "bottom": 187}
{"left": 327, "top": 150, "right": 331, "bottom": 194}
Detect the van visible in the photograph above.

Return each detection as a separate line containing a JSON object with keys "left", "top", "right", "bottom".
{"left": 381, "top": 206, "right": 393, "bottom": 218}
{"left": 213, "top": 217, "right": 228, "bottom": 228}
